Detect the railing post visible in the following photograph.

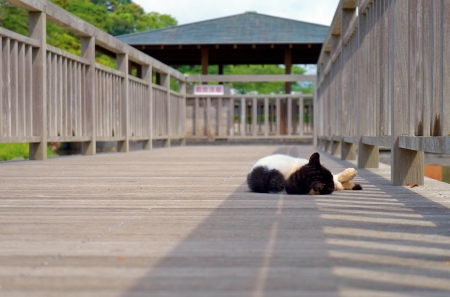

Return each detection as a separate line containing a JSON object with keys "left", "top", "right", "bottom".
{"left": 252, "top": 97, "right": 257, "bottom": 136}
{"left": 206, "top": 97, "right": 211, "bottom": 139}
{"left": 357, "top": 6, "right": 379, "bottom": 168}
{"left": 179, "top": 76, "right": 186, "bottom": 146}
{"left": 117, "top": 53, "right": 129, "bottom": 152}
{"left": 264, "top": 98, "right": 269, "bottom": 137}
{"left": 81, "top": 37, "right": 96, "bottom": 155}
{"left": 287, "top": 96, "right": 292, "bottom": 136}
{"left": 28, "top": 11, "right": 47, "bottom": 160}
{"left": 229, "top": 98, "right": 234, "bottom": 137}
{"left": 143, "top": 64, "right": 152, "bottom": 150}
{"left": 342, "top": 142, "right": 356, "bottom": 160}
{"left": 298, "top": 97, "right": 304, "bottom": 136}
{"left": 160, "top": 73, "right": 170, "bottom": 147}
{"left": 391, "top": 0, "right": 424, "bottom": 185}
{"left": 240, "top": 97, "right": 245, "bottom": 136}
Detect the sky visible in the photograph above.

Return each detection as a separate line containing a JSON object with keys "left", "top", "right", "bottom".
{"left": 133, "top": 0, "right": 340, "bottom": 27}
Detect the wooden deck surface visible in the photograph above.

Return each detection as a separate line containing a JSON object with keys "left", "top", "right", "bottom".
{"left": 1, "top": 145, "right": 450, "bottom": 297}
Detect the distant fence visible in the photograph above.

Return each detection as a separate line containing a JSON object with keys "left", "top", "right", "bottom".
{"left": 315, "top": 0, "right": 450, "bottom": 185}
{"left": 186, "top": 75, "right": 315, "bottom": 140}
{"left": 0, "top": 0, "right": 315, "bottom": 160}
{"left": 185, "top": 95, "right": 313, "bottom": 140}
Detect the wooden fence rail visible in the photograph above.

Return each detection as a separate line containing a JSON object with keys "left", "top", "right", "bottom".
{"left": 315, "top": 0, "right": 450, "bottom": 185}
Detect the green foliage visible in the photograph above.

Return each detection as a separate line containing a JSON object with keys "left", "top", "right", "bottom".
{"left": 0, "top": 0, "right": 28, "bottom": 35}
{"left": 0, "top": 143, "right": 57, "bottom": 161}
{"left": 66, "top": 0, "right": 113, "bottom": 32}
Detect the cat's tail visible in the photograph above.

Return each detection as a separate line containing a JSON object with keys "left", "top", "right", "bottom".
{"left": 247, "top": 166, "right": 286, "bottom": 193}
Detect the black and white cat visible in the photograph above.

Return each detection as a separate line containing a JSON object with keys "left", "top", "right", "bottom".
{"left": 247, "top": 152, "right": 362, "bottom": 195}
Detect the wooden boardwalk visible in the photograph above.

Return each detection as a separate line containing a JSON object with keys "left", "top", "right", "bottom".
{"left": 1, "top": 145, "right": 450, "bottom": 297}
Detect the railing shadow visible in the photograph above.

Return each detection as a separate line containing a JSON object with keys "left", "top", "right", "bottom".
{"left": 121, "top": 147, "right": 450, "bottom": 296}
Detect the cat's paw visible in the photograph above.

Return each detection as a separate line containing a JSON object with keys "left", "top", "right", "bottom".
{"left": 337, "top": 168, "right": 357, "bottom": 183}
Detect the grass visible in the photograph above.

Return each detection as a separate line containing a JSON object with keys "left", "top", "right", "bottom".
{"left": 0, "top": 143, "right": 58, "bottom": 161}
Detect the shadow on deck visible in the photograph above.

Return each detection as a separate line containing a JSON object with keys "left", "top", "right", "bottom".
{"left": 1, "top": 145, "right": 450, "bottom": 297}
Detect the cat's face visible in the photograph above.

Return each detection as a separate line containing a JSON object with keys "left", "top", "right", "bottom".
{"left": 304, "top": 153, "right": 335, "bottom": 195}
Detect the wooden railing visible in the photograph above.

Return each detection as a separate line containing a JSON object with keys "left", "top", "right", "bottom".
{"left": 185, "top": 94, "right": 313, "bottom": 140}
{"left": 315, "top": 0, "right": 450, "bottom": 185}
{"left": 1, "top": 0, "right": 186, "bottom": 159}
{"left": 1, "top": 0, "right": 316, "bottom": 160}
{"left": 186, "top": 75, "right": 315, "bottom": 140}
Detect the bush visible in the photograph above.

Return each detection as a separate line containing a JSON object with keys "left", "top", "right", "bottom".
{"left": 0, "top": 143, "right": 57, "bottom": 161}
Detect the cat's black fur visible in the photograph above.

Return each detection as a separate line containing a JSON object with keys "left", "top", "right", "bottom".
{"left": 247, "top": 152, "right": 335, "bottom": 195}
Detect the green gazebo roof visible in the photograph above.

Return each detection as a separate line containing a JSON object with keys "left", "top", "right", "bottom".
{"left": 117, "top": 12, "right": 328, "bottom": 65}
{"left": 117, "top": 12, "right": 329, "bottom": 45}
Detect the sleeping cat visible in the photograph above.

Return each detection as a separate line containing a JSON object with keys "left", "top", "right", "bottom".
{"left": 247, "top": 152, "right": 362, "bottom": 194}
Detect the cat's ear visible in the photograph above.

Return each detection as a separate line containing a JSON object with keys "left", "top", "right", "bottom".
{"left": 308, "top": 152, "right": 321, "bottom": 167}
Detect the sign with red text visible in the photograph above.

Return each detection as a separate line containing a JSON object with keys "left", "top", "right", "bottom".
{"left": 194, "top": 85, "right": 224, "bottom": 95}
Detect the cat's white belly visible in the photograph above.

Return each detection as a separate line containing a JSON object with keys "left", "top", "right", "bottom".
{"left": 249, "top": 154, "right": 308, "bottom": 179}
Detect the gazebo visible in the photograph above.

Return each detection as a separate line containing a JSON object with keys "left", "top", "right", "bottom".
{"left": 117, "top": 11, "right": 328, "bottom": 91}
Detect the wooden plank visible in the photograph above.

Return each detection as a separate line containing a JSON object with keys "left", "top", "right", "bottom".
{"left": 240, "top": 98, "right": 245, "bottom": 136}
{"left": 2, "top": 38, "right": 10, "bottom": 138}
{"left": 162, "top": 73, "right": 170, "bottom": 147}
{"left": 18, "top": 42, "right": 26, "bottom": 137}
{"left": 56, "top": 54, "right": 62, "bottom": 138}
{"left": 298, "top": 97, "right": 304, "bottom": 136}
{"left": 10, "top": 40, "right": 18, "bottom": 137}
{"left": 186, "top": 94, "right": 314, "bottom": 99}
{"left": 287, "top": 97, "right": 292, "bottom": 136}
{"left": 0, "top": 37, "right": 2, "bottom": 136}
{"left": 432, "top": 0, "right": 442, "bottom": 136}
{"left": 252, "top": 98, "right": 257, "bottom": 136}
{"left": 0, "top": 136, "right": 41, "bottom": 143}
{"left": 0, "top": 26, "right": 40, "bottom": 47}
{"left": 186, "top": 74, "right": 316, "bottom": 83}
{"left": 95, "top": 63, "right": 125, "bottom": 78}
{"left": 415, "top": 0, "right": 424, "bottom": 136}
{"left": 357, "top": 5, "right": 379, "bottom": 169}
{"left": 264, "top": 98, "right": 269, "bottom": 137}
{"left": 46, "top": 52, "right": 53, "bottom": 138}
{"left": 361, "top": 135, "right": 391, "bottom": 148}
{"left": 217, "top": 97, "right": 222, "bottom": 137}
{"left": 117, "top": 53, "right": 129, "bottom": 152}
{"left": 422, "top": 1, "right": 432, "bottom": 136}
{"left": 399, "top": 136, "right": 450, "bottom": 154}
{"left": 443, "top": 0, "right": 450, "bottom": 136}
{"left": 80, "top": 36, "right": 96, "bottom": 154}
{"left": 391, "top": 0, "right": 424, "bottom": 185}
{"left": 276, "top": 98, "right": 280, "bottom": 136}
{"left": 47, "top": 44, "right": 89, "bottom": 65}
{"left": 206, "top": 97, "right": 211, "bottom": 138}
{"left": 407, "top": 0, "right": 417, "bottom": 137}
{"left": 194, "top": 97, "right": 199, "bottom": 136}
{"left": 25, "top": 44, "right": 33, "bottom": 136}
{"left": 143, "top": 65, "right": 152, "bottom": 149}
{"left": 229, "top": 98, "right": 234, "bottom": 137}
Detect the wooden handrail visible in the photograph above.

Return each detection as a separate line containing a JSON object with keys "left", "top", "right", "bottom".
{"left": 315, "top": 0, "right": 450, "bottom": 186}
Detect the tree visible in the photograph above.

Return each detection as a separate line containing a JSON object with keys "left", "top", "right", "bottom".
{"left": 110, "top": 4, "right": 176, "bottom": 35}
